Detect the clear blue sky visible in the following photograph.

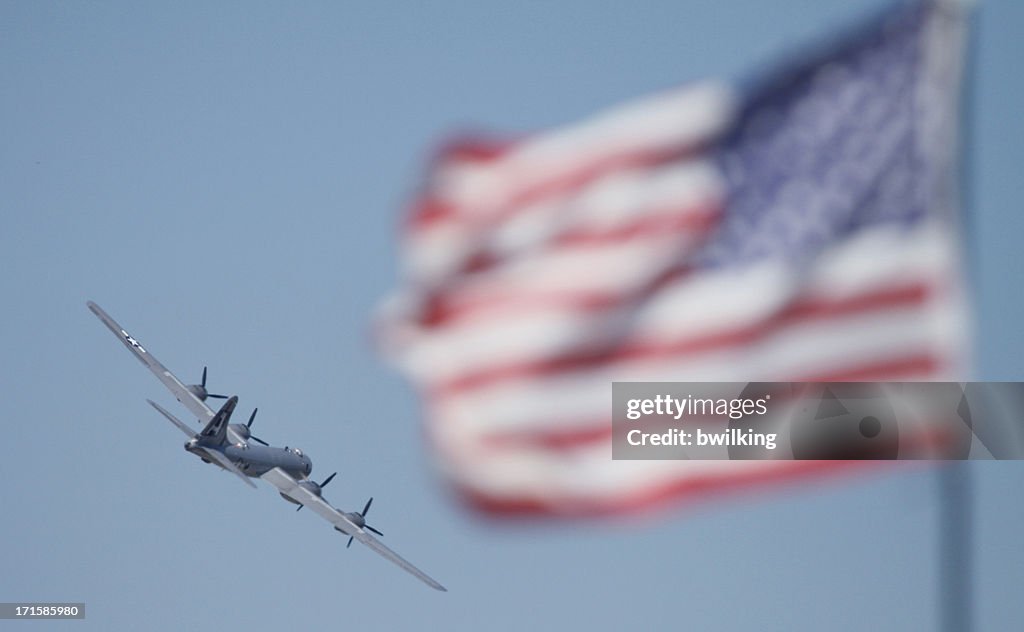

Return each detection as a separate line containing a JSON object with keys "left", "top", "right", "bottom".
{"left": 2, "top": 1, "right": 1021, "bottom": 630}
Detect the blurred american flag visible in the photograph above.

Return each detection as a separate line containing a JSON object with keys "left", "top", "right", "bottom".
{"left": 377, "top": 1, "right": 971, "bottom": 517}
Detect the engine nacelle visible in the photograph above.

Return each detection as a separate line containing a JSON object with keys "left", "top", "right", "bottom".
{"left": 279, "top": 479, "right": 323, "bottom": 506}
{"left": 344, "top": 511, "right": 366, "bottom": 528}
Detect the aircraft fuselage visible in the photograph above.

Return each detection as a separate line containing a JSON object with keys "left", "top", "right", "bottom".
{"left": 187, "top": 439, "right": 312, "bottom": 481}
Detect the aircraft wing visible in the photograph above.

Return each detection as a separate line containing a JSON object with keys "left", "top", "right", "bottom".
{"left": 261, "top": 467, "right": 446, "bottom": 592}
{"left": 88, "top": 301, "right": 215, "bottom": 424}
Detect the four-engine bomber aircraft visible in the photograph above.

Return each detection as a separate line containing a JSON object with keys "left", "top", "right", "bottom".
{"left": 87, "top": 301, "right": 446, "bottom": 592}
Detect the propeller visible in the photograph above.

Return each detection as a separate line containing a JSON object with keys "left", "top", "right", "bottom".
{"left": 296, "top": 472, "right": 337, "bottom": 511}
{"left": 346, "top": 497, "right": 383, "bottom": 548}
{"left": 190, "top": 367, "right": 228, "bottom": 401}
{"left": 202, "top": 367, "right": 229, "bottom": 399}
{"left": 245, "top": 408, "right": 269, "bottom": 446}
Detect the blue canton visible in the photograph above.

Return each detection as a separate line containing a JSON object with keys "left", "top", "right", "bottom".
{"left": 701, "top": 3, "right": 932, "bottom": 267}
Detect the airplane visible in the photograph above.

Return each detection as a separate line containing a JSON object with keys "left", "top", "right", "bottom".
{"left": 87, "top": 301, "right": 446, "bottom": 592}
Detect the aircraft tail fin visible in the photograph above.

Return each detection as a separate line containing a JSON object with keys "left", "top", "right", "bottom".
{"left": 198, "top": 395, "right": 238, "bottom": 446}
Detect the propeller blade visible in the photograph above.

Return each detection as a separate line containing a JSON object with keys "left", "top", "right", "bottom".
{"left": 321, "top": 472, "right": 337, "bottom": 488}
{"left": 247, "top": 408, "right": 258, "bottom": 428}
{"left": 362, "top": 497, "right": 373, "bottom": 516}
{"left": 296, "top": 505, "right": 303, "bottom": 512}
{"left": 366, "top": 525, "right": 383, "bottom": 537}
{"left": 346, "top": 536, "right": 354, "bottom": 548}
{"left": 201, "top": 366, "right": 208, "bottom": 387}
{"left": 250, "top": 436, "right": 269, "bottom": 446}
{"left": 207, "top": 393, "right": 229, "bottom": 399}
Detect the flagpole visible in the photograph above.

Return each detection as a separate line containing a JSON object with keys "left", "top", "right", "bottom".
{"left": 938, "top": 463, "right": 973, "bottom": 632}
{"left": 938, "top": 0, "right": 976, "bottom": 624}
{"left": 942, "top": 0, "right": 974, "bottom": 626}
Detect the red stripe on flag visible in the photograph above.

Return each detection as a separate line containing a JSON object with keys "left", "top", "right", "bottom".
{"left": 793, "top": 353, "right": 944, "bottom": 382}
{"left": 434, "top": 135, "right": 520, "bottom": 163}
{"left": 552, "top": 204, "right": 721, "bottom": 247}
{"left": 418, "top": 263, "right": 694, "bottom": 328}
{"left": 445, "top": 201, "right": 721, "bottom": 277}
{"left": 408, "top": 141, "right": 709, "bottom": 230}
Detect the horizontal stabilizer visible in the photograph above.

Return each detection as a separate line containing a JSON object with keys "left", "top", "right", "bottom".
{"left": 147, "top": 399, "right": 197, "bottom": 438}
